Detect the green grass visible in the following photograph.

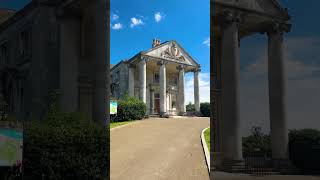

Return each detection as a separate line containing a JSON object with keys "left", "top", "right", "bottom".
{"left": 110, "top": 121, "right": 133, "bottom": 129}
{"left": 204, "top": 128, "right": 210, "bottom": 151}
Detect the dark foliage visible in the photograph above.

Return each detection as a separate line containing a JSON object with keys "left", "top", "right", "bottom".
{"left": 200, "top": 102, "right": 210, "bottom": 117}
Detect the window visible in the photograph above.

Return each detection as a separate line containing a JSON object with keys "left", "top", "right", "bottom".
{"left": 19, "top": 29, "right": 31, "bottom": 56}
{"left": 154, "top": 73, "right": 159, "bottom": 83}
{"left": 0, "top": 42, "right": 8, "bottom": 64}
{"left": 169, "top": 74, "right": 178, "bottom": 85}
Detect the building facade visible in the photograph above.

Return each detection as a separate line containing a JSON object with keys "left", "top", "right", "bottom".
{"left": 0, "top": 0, "right": 108, "bottom": 124}
{"left": 111, "top": 39, "right": 201, "bottom": 116}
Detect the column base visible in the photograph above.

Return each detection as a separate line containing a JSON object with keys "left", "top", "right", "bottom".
{"left": 159, "top": 112, "right": 169, "bottom": 118}
{"left": 178, "top": 112, "right": 186, "bottom": 116}
{"left": 213, "top": 152, "right": 245, "bottom": 173}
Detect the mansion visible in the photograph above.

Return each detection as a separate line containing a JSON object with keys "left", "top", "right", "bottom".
{"left": 111, "top": 39, "right": 201, "bottom": 116}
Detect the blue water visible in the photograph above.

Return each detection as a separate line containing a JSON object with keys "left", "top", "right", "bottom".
{"left": 0, "top": 129, "right": 23, "bottom": 140}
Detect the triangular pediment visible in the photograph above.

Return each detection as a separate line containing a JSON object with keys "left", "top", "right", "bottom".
{"left": 214, "top": 0, "right": 289, "bottom": 20}
{"left": 142, "top": 41, "right": 199, "bottom": 67}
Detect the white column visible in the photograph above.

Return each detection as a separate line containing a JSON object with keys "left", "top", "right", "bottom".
{"left": 93, "top": 0, "right": 108, "bottom": 126}
{"left": 221, "top": 18, "right": 242, "bottom": 161}
{"left": 150, "top": 89, "right": 155, "bottom": 114}
{"left": 128, "top": 64, "right": 135, "bottom": 97}
{"left": 139, "top": 58, "right": 147, "bottom": 103}
{"left": 159, "top": 61, "right": 167, "bottom": 115}
{"left": 268, "top": 28, "right": 288, "bottom": 160}
{"left": 194, "top": 69, "right": 200, "bottom": 112}
{"left": 178, "top": 65, "right": 185, "bottom": 115}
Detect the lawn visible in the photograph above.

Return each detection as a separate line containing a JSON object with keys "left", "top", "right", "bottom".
{"left": 110, "top": 121, "right": 132, "bottom": 129}
{"left": 204, "top": 128, "right": 210, "bottom": 151}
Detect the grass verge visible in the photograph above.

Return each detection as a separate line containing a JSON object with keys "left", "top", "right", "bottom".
{"left": 110, "top": 121, "right": 133, "bottom": 129}
{"left": 204, "top": 128, "right": 210, "bottom": 151}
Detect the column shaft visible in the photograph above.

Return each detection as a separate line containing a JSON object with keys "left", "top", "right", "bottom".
{"left": 178, "top": 66, "right": 185, "bottom": 114}
{"left": 150, "top": 90, "right": 155, "bottom": 114}
{"left": 221, "top": 20, "right": 242, "bottom": 160}
{"left": 159, "top": 62, "right": 167, "bottom": 114}
{"left": 128, "top": 65, "right": 135, "bottom": 96}
{"left": 268, "top": 31, "right": 288, "bottom": 160}
{"left": 194, "top": 70, "right": 200, "bottom": 112}
{"left": 139, "top": 59, "right": 147, "bottom": 103}
{"left": 93, "top": 0, "right": 108, "bottom": 126}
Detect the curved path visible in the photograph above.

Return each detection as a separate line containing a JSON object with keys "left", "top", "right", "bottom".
{"left": 110, "top": 117, "right": 210, "bottom": 180}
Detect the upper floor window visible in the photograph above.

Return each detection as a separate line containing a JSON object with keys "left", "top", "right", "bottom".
{"left": 19, "top": 29, "right": 31, "bottom": 56}
{"left": 169, "top": 74, "right": 178, "bottom": 85}
{"left": 154, "top": 73, "right": 159, "bottom": 84}
{"left": 0, "top": 42, "right": 8, "bottom": 64}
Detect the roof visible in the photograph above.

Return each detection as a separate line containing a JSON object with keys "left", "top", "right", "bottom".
{"left": 0, "top": 9, "right": 16, "bottom": 25}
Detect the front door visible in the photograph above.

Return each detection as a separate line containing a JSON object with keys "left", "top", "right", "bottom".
{"left": 155, "top": 93, "right": 160, "bottom": 114}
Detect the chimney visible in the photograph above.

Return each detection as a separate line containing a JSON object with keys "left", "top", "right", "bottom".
{"left": 152, "top": 38, "right": 161, "bottom": 48}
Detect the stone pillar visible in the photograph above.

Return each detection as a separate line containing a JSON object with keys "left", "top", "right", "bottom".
{"left": 150, "top": 89, "right": 155, "bottom": 114}
{"left": 159, "top": 61, "right": 167, "bottom": 115}
{"left": 221, "top": 17, "right": 242, "bottom": 161}
{"left": 268, "top": 26, "right": 289, "bottom": 161}
{"left": 139, "top": 58, "right": 147, "bottom": 103}
{"left": 194, "top": 69, "right": 200, "bottom": 113}
{"left": 128, "top": 64, "right": 135, "bottom": 97}
{"left": 92, "top": 0, "right": 108, "bottom": 126}
{"left": 177, "top": 65, "right": 185, "bottom": 115}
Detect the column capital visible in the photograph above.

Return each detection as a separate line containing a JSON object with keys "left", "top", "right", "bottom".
{"left": 266, "top": 22, "right": 291, "bottom": 35}
{"left": 128, "top": 63, "right": 136, "bottom": 68}
{"left": 191, "top": 67, "right": 201, "bottom": 73}
{"left": 141, "top": 56, "right": 151, "bottom": 63}
{"left": 157, "top": 60, "right": 168, "bottom": 66}
{"left": 219, "top": 10, "right": 242, "bottom": 26}
{"left": 176, "top": 64, "right": 185, "bottom": 71}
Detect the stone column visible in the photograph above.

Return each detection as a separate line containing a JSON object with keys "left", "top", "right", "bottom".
{"left": 159, "top": 61, "right": 167, "bottom": 115}
{"left": 128, "top": 64, "right": 135, "bottom": 97}
{"left": 139, "top": 57, "right": 147, "bottom": 103}
{"left": 150, "top": 89, "right": 155, "bottom": 114}
{"left": 268, "top": 25, "right": 289, "bottom": 161}
{"left": 93, "top": 0, "right": 108, "bottom": 126}
{"left": 177, "top": 65, "right": 185, "bottom": 115}
{"left": 194, "top": 69, "right": 200, "bottom": 113}
{"left": 221, "top": 16, "right": 242, "bottom": 161}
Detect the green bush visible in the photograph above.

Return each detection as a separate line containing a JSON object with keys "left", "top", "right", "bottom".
{"left": 289, "top": 129, "right": 320, "bottom": 172}
{"left": 200, "top": 102, "right": 210, "bottom": 117}
{"left": 242, "top": 126, "right": 271, "bottom": 158}
{"left": 22, "top": 90, "right": 109, "bottom": 179}
{"left": 23, "top": 112, "right": 109, "bottom": 179}
{"left": 115, "top": 95, "right": 146, "bottom": 122}
{"left": 186, "top": 102, "right": 195, "bottom": 112}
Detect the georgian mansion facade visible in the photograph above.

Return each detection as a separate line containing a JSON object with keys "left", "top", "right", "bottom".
{"left": 111, "top": 39, "right": 201, "bottom": 116}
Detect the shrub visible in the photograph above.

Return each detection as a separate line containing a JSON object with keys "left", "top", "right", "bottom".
{"left": 23, "top": 112, "right": 109, "bottom": 179}
{"left": 242, "top": 126, "right": 271, "bottom": 158}
{"left": 289, "top": 129, "right": 320, "bottom": 173}
{"left": 22, "top": 90, "right": 109, "bottom": 179}
{"left": 115, "top": 95, "right": 146, "bottom": 122}
{"left": 200, "top": 102, "right": 210, "bottom": 117}
{"left": 186, "top": 102, "right": 195, "bottom": 112}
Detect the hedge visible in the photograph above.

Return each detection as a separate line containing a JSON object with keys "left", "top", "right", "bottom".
{"left": 200, "top": 102, "right": 210, "bottom": 117}
{"left": 115, "top": 96, "right": 146, "bottom": 122}
{"left": 23, "top": 111, "right": 109, "bottom": 180}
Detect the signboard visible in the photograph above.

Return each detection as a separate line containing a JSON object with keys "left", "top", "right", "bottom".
{"left": 110, "top": 101, "right": 118, "bottom": 115}
{"left": 0, "top": 128, "right": 22, "bottom": 166}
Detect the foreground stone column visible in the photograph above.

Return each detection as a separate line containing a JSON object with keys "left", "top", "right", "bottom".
{"left": 150, "top": 89, "right": 155, "bottom": 114}
{"left": 139, "top": 58, "right": 147, "bottom": 103}
{"left": 268, "top": 26, "right": 289, "bottom": 161}
{"left": 93, "top": 0, "right": 108, "bottom": 126}
{"left": 159, "top": 61, "right": 167, "bottom": 115}
{"left": 177, "top": 65, "right": 185, "bottom": 115}
{"left": 194, "top": 69, "right": 200, "bottom": 113}
{"left": 221, "top": 17, "right": 242, "bottom": 161}
{"left": 128, "top": 64, "right": 135, "bottom": 97}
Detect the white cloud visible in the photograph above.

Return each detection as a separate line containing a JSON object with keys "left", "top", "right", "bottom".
{"left": 184, "top": 72, "right": 210, "bottom": 105}
{"left": 111, "top": 23, "right": 123, "bottom": 30}
{"left": 240, "top": 36, "right": 320, "bottom": 136}
{"left": 154, "top": 12, "right": 163, "bottom": 23}
{"left": 130, "top": 17, "right": 144, "bottom": 28}
{"left": 111, "top": 14, "right": 119, "bottom": 21}
{"left": 203, "top": 37, "right": 210, "bottom": 47}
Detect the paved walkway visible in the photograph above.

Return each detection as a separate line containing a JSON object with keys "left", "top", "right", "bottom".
{"left": 110, "top": 117, "right": 210, "bottom": 180}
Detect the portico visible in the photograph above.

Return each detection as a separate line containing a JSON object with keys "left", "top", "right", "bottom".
{"left": 111, "top": 39, "right": 201, "bottom": 116}
{"left": 211, "top": 0, "right": 291, "bottom": 171}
